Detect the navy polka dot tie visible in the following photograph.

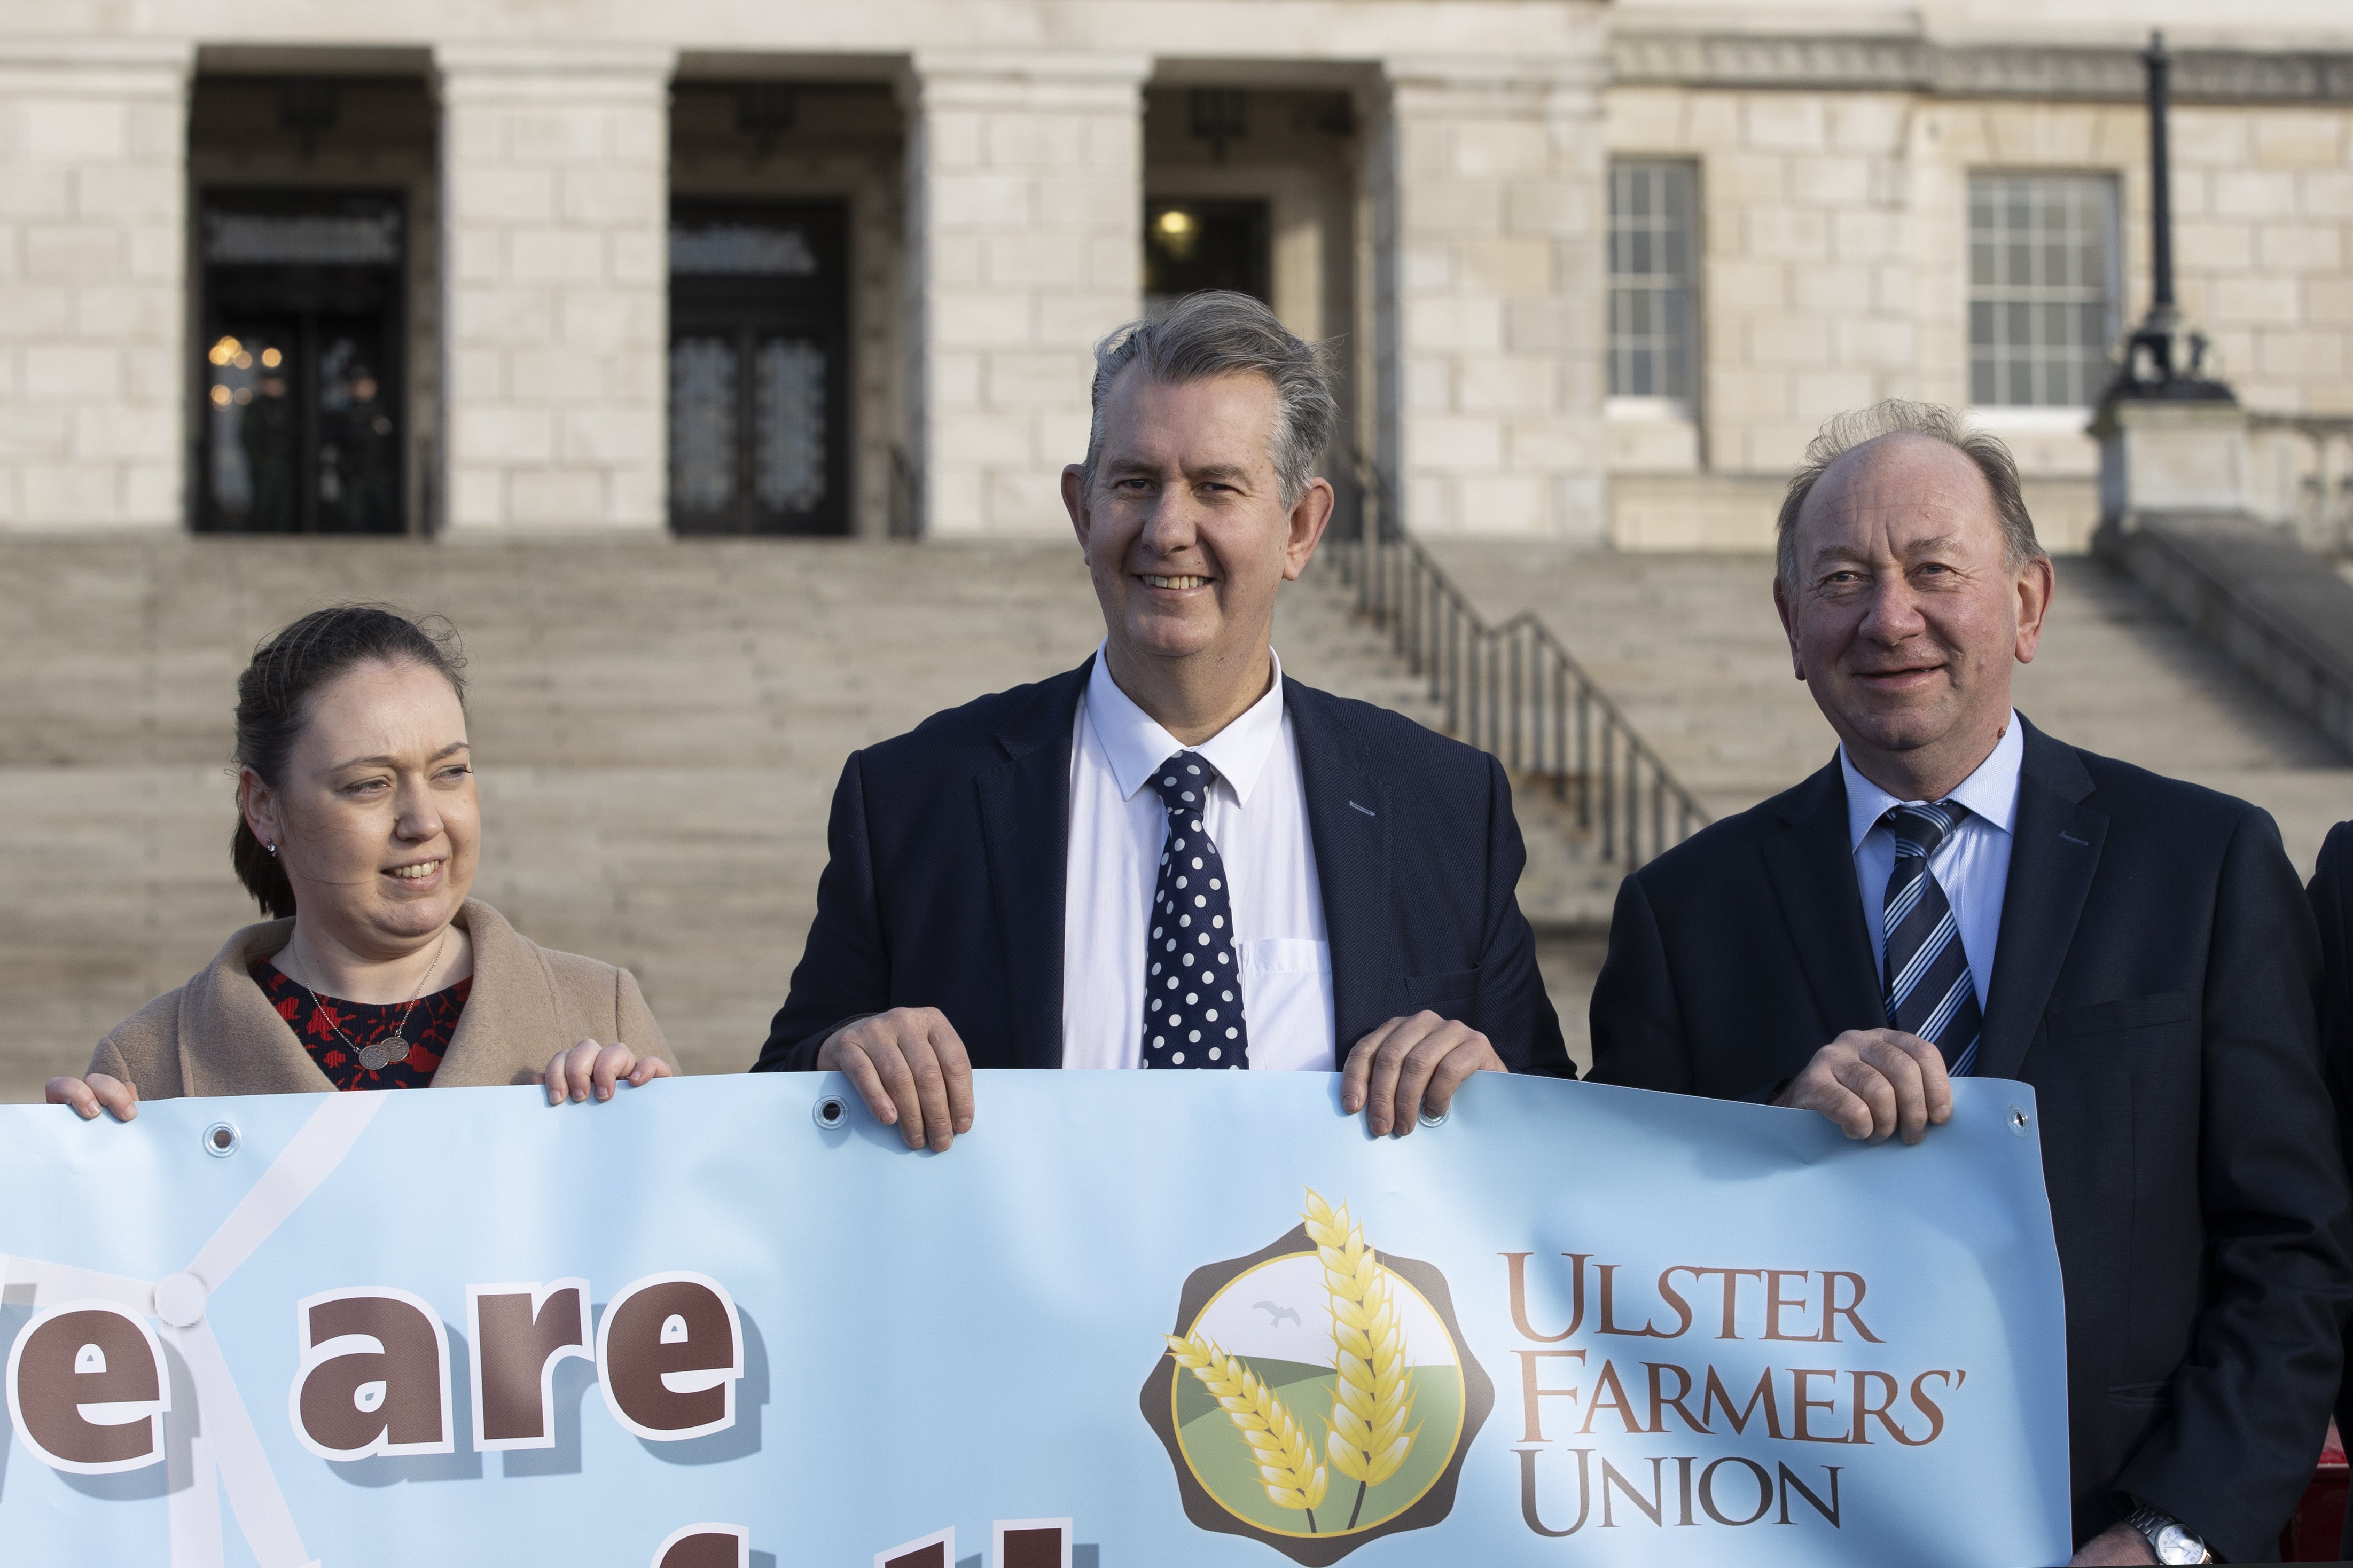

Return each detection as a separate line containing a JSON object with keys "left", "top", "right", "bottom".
{"left": 1141, "top": 750, "right": 1248, "bottom": 1069}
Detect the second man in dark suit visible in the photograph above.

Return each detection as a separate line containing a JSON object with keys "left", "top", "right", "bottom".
{"left": 2315, "top": 820, "right": 2353, "bottom": 1560}
{"left": 1589, "top": 401, "right": 2349, "bottom": 1565}
{"left": 755, "top": 291, "right": 1570, "bottom": 1144}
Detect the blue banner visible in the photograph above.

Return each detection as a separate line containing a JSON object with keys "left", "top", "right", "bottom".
{"left": 0, "top": 1072, "right": 2069, "bottom": 1566}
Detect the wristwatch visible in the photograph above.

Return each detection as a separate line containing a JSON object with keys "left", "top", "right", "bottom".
{"left": 2122, "top": 1501, "right": 2214, "bottom": 1564}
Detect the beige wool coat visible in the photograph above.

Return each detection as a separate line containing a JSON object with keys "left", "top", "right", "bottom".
{"left": 90, "top": 899, "right": 674, "bottom": 1097}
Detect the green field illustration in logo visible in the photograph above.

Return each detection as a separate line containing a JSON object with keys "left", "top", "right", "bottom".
{"left": 1142, "top": 1189, "right": 1491, "bottom": 1564}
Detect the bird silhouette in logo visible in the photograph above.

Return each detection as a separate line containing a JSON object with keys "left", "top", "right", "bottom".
{"left": 1253, "top": 1300, "right": 1302, "bottom": 1328}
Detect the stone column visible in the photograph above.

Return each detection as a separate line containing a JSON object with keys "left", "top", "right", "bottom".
{"left": 902, "top": 52, "right": 1147, "bottom": 537}
{"left": 436, "top": 46, "right": 671, "bottom": 534}
{"left": 1369, "top": 56, "right": 1610, "bottom": 539}
{"left": 0, "top": 41, "right": 191, "bottom": 530}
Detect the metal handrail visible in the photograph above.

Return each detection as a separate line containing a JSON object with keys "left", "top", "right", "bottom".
{"left": 1329, "top": 491, "right": 1711, "bottom": 870}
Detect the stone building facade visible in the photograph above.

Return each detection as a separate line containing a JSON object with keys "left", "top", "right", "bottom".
{"left": 0, "top": 3, "right": 2346, "bottom": 548}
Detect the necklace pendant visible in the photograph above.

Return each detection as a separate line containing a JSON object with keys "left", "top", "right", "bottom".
{"left": 358, "top": 1042, "right": 391, "bottom": 1071}
{"left": 383, "top": 1038, "right": 411, "bottom": 1066}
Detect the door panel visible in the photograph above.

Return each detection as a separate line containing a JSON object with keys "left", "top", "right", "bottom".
{"left": 669, "top": 336, "right": 740, "bottom": 515}
{"left": 196, "top": 192, "right": 405, "bottom": 535}
{"left": 668, "top": 202, "right": 849, "bottom": 536}
{"left": 752, "top": 338, "right": 827, "bottom": 514}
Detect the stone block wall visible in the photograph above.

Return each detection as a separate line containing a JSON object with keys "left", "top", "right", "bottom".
{"left": 903, "top": 53, "right": 1146, "bottom": 538}
{"left": 1613, "top": 85, "right": 1922, "bottom": 481}
{"left": 437, "top": 46, "right": 671, "bottom": 534}
{"left": 0, "top": 43, "right": 190, "bottom": 530}
{"left": 2166, "top": 106, "right": 2350, "bottom": 414}
{"left": 1374, "top": 57, "right": 1611, "bottom": 539}
{"left": 1602, "top": 80, "right": 2353, "bottom": 551}
{"left": 0, "top": 8, "right": 2344, "bottom": 550}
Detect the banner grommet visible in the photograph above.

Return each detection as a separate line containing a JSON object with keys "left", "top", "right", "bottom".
{"left": 812, "top": 1095, "right": 848, "bottom": 1131}
{"left": 2008, "top": 1105, "right": 2031, "bottom": 1137}
{"left": 201, "top": 1121, "right": 240, "bottom": 1157}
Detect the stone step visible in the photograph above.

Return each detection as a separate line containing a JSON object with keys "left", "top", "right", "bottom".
{"left": 21, "top": 531, "right": 2315, "bottom": 1104}
{"left": 0, "top": 537, "right": 1486, "bottom": 1101}
{"left": 1420, "top": 540, "right": 2353, "bottom": 877}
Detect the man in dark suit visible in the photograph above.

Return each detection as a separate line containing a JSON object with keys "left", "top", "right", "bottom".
{"left": 1589, "top": 400, "right": 2349, "bottom": 1565}
{"left": 754, "top": 291, "right": 1569, "bottom": 1147}
{"left": 2317, "top": 821, "right": 2353, "bottom": 1559}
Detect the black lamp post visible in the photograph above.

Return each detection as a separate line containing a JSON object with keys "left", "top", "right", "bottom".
{"left": 2108, "top": 32, "right": 2233, "bottom": 402}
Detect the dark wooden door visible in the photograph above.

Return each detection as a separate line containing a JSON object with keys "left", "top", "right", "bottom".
{"left": 668, "top": 201, "right": 851, "bottom": 536}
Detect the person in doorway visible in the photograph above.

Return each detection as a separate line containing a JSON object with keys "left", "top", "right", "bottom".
{"left": 1586, "top": 401, "right": 2350, "bottom": 1565}
{"left": 753, "top": 289, "right": 1570, "bottom": 1143}
{"left": 46, "top": 604, "right": 673, "bottom": 1117}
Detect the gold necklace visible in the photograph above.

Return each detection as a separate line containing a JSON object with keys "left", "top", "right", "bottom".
{"left": 287, "top": 928, "right": 451, "bottom": 1073}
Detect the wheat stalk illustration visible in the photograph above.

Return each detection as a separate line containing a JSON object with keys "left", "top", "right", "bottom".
{"left": 1304, "top": 1188, "right": 1419, "bottom": 1531}
{"left": 1164, "top": 1329, "right": 1331, "bottom": 1530}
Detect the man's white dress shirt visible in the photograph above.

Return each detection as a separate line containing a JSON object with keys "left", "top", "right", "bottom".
{"left": 1841, "top": 712, "right": 2024, "bottom": 1011}
{"left": 1060, "top": 646, "right": 1336, "bottom": 1070}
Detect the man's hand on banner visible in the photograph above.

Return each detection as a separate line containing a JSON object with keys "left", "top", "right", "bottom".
{"left": 1340, "top": 1012, "right": 1508, "bottom": 1138}
{"left": 537, "top": 1039, "right": 672, "bottom": 1105}
{"left": 1773, "top": 1028, "right": 1954, "bottom": 1145}
{"left": 45, "top": 1071, "right": 138, "bottom": 1121}
{"left": 816, "top": 1007, "right": 975, "bottom": 1152}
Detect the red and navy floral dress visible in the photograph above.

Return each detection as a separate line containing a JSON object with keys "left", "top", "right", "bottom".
{"left": 251, "top": 961, "right": 472, "bottom": 1092}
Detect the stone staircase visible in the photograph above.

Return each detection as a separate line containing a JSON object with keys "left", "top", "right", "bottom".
{"left": 1420, "top": 540, "right": 2353, "bottom": 876}
{"left": 6, "top": 534, "right": 2342, "bottom": 1101}
{"left": 0, "top": 536, "right": 1455, "bottom": 1100}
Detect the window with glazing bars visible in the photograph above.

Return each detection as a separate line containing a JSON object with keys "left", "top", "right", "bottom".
{"left": 1969, "top": 174, "right": 2118, "bottom": 407}
{"left": 1608, "top": 161, "right": 1698, "bottom": 404}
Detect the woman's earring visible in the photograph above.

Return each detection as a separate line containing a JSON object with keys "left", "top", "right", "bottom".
{"left": 266, "top": 843, "right": 277, "bottom": 856}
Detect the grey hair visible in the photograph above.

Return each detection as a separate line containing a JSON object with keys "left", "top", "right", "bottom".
{"left": 1080, "top": 290, "right": 1337, "bottom": 509}
{"left": 1775, "top": 399, "right": 2048, "bottom": 588}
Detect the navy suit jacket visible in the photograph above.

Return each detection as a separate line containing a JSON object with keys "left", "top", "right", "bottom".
{"left": 1589, "top": 717, "right": 2350, "bottom": 1564}
{"left": 2314, "top": 822, "right": 2353, "bottom": 1558}
{"left": 754, "top": 658, "right": 1572, "bottom": 1077}
{"left": 2320, "top": 820, "right": 2353, "bottom": 1153}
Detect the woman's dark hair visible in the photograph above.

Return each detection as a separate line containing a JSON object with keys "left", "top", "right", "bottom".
{"left": 231, "top": 605, "right": 468, "bottom": 919}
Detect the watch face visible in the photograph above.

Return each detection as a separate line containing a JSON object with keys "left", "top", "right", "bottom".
{"left": 2154, "top": 1522, "right": 2205, "bottom": 1564}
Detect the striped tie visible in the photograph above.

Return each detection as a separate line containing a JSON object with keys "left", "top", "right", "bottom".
{"left": 1881, "top": 801, "right": 1982, "bottom": 1077}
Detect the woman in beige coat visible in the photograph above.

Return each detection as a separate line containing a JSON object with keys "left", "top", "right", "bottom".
{"left": 47, "top": 604, "right": 673, "bottom": 1118}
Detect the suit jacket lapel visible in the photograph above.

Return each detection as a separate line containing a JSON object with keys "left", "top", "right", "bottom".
{"left": 1286, "top": 680, "right": 1390, "bottom": 1050}
{"left": 974, "top": 662, "right": 1088, "bottom": 1069}
{"left": 1976, "top": 719, "right": 2105, "bottom": 1081}
{"left": 1758, "top": 757, "right": 1885, "bottom": 1033}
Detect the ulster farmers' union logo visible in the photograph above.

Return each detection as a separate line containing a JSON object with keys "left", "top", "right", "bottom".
{"left": 1140, "top": 1188, "right": 1492, "bottom": 1564}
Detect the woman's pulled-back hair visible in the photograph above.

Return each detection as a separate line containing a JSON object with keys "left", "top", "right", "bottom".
{"left": 231, "top": 605, "right": 468, "bottom": 919}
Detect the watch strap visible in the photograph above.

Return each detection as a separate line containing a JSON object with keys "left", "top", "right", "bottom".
{"left": 2121, "top": 1501, "right": 2212, "bottom": 1564}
